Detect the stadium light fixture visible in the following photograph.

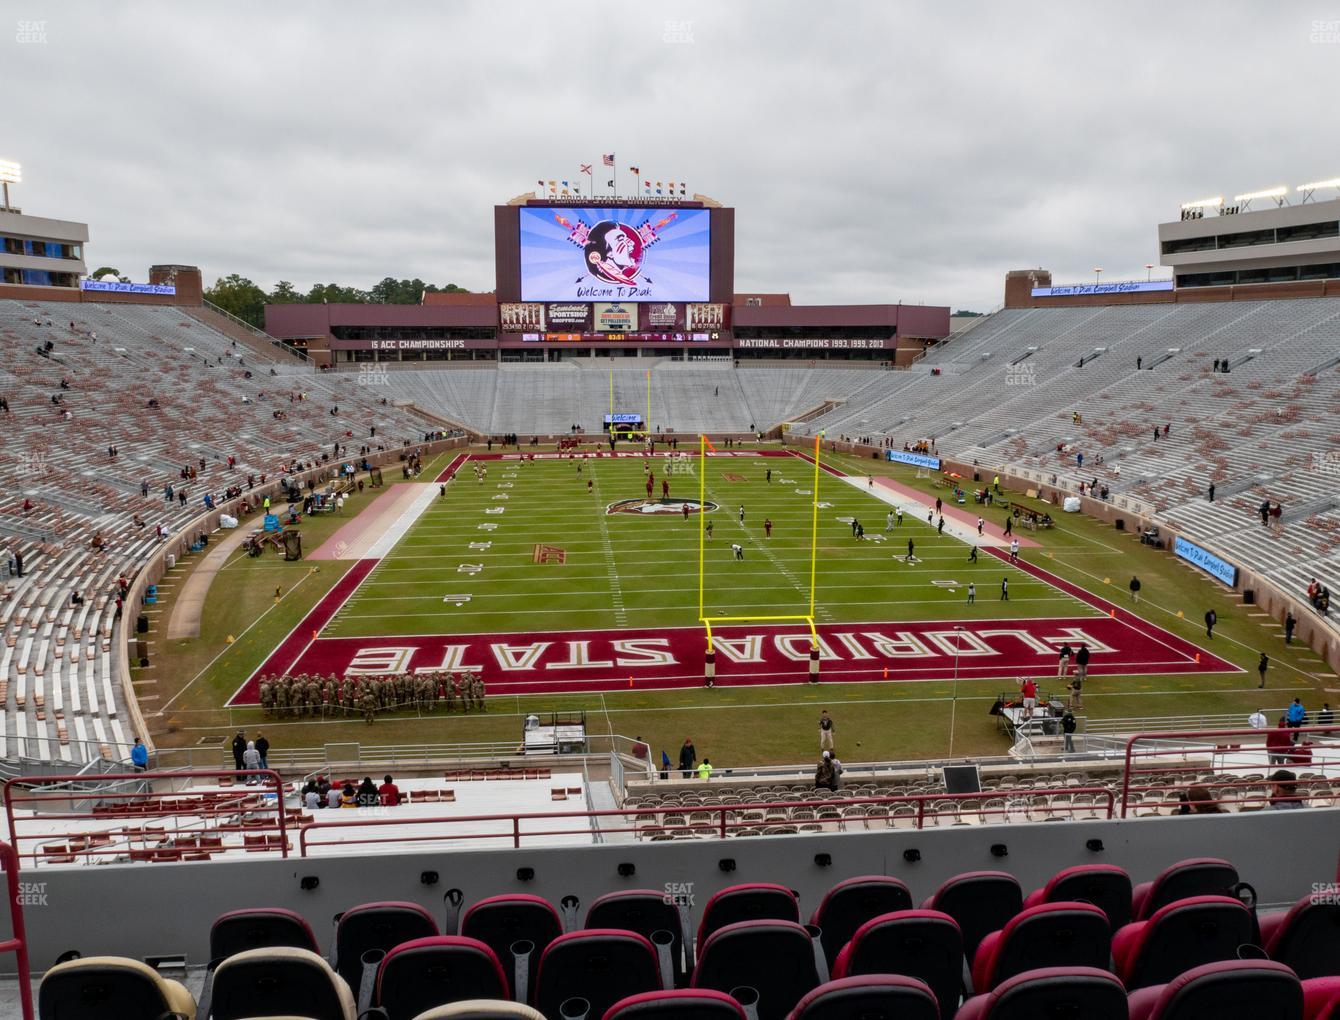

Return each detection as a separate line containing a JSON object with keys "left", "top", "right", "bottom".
{"left": 1145, "top": 264, "right": 1155, "bottom": 282}
{"left": 1179, "top": 196, "right": 1223, "bottom": 210}
{"left": 1233, "top": 186, "right": 1287, "bottom": 202}
{"left": 0, "top": 158, "right": 20, "bottom": 211}
{"left": 1296, "top": 178, "right": 1340, "bottom": 203}
{"left": 1093, "top": 268, "right": 1103, "bottom": 286}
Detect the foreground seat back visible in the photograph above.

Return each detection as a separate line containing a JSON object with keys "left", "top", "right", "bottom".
{"left": 1132, "top": 858, "right": 1239, "bottom": 921}
{"left": 1261, "top": 896, "right": 1340, "bottom": 980}
{"left": 952, "top": 965, "right": 1128, "bottom": 1020}
{"left": 376, "top": 936, "right": 509, "bottom": 1020}
{"left": 972, "top": 901, "right": 1111, "bottom": 992}
{"left": 533, "top": 929, "right": 662, "bottom": 1018}
{"left": 460, "top": 894, "right": 565, "bottom": 999}
{"left": 334, "top": 900, "right": 438, "bottom": 990}
{"left": 808, "top": 876, "right": 913, "bottom": 966}
{"left": 1024, "top": 864, "right": 1133, "bottom": 929}
{"left": 1114, "top": 895, "right": 1257, "bottom": 990}
{"left": 785, "top": 974, "right": 939, "bottom": 1020}
{"left": 601, "top": 989, "right": 748, "bottom": 1019}
{"left": 209, "top": 946, "right": 354, "bottom": 1020}
{"left": 1126, "top": 960, "right": 1303, "bottom": 1020}
{"left": 210, "top": 907, "right": 319, "bottom": 962}
{"left": 831, "top": 909, "right": 962, "bottom": 1018}
{"left": 921, "top": 871, "right": 1022, "bottom": 959}
{"left": 692, "top": 919, "right": 821, "bottom": 1020}
{"left": 697, "top": 883, "right": 801, "bottom": 946}
{"left": 585, "top": 890, "right": 688, "bottom": 983}
{"left": 410, "top": 1002, "right": 546, "bottom": 1019}
{"left": 39, "top": 956, "right": 197, "bottom": 1020}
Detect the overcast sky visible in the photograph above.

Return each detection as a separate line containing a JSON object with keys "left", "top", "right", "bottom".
{"left": 7, "top": 2, "right": 1338, "bottom": 310}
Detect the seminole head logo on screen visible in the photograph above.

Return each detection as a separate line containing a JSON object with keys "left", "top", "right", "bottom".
{"left": 553, "top": 211, "right": 678, "bottom": 287}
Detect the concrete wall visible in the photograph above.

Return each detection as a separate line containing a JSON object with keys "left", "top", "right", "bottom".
{"left": 7, "top": 808, "right": 1337, "bottom": 970}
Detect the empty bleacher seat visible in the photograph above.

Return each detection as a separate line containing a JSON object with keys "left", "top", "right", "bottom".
{"left": 209, "top": 906, "right": 319, "bottom": 961}
{"left": 785, "top": 974, "right": 939, "bottom": 1020}
{"left": 374, "top": 936, "right": 509, "bottom": 1020}
{"left": 1126, "top": 959, "right": 1303, "bottom": 1020}
{"left": 584, "top": 890, "right": 688, "bottom": 986}
{"left": 459, "top": 894, "right": 564, "bottom": 1001}
{"left": 691, "top": 919, "right": 823, "bottom": 1020}
{"left": 920, "top": 870, "right": 1022, "bottom": 959}
{"left": 1260, "top": 894, "right": 1340, "bottom": 980}
{"left": 531, "top": 929, "right": 662, "bottom": 1018}
{"left": 39, "top": 955, "right": 197, "bottom": 1020}
{"left": 332, "top": 901, "right": 438, "bottom": 998}
{"left": 1113, "top": 895, "right": 1259, "bottom": 990}
{"left": 806, "top": 875, "right": 913, "bottom": 967}
{"left": 207, "top": 946, "right": 355, "bottom": 1019}
{"left": 697, "top": 883, "right": 801, "bottom": 945}
{"left": 1131, "top": 857, "right": 1241, "bottom": 921}
{"left": 1022, "top": 863, "right": 1134, "bottom": 929}
{"left": 953, "top": 965, "right": 1129, "bottom": 1020}
{"left": 602, "top": 989, "right": 749, "bottom": 1019}
{"left": 830, "top": 910, "right": 962, "bottom": 1017}
{"left": 971, "top": 900, "right": 1111, "bottom": 993}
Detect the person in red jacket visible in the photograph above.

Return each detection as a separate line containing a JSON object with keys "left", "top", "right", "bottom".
{"left": 1019, "top": 677, "right": 1038, "bottom": 721}
{"left": 378, "top": 774, "right": 402, "bottom": 807}
{"left": 1265, "top": 718, "right": 1292, "bottom": 766}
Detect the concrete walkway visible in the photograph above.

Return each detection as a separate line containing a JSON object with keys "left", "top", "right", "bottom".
{"left": 165, "top": 525, "right": 256, "bottom": 640}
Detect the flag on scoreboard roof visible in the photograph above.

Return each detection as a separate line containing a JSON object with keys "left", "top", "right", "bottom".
{"left": 579, "top": 164, "right": 592, "bottom": 175}
{"left": 537, "top": 180, "right": 544, "bottom": 187}
{"left": 603, "top": 153, "right": 615, "bottom": 166}
{"left": 607, "top": 180, "right": 614, "bottom": 188}
{"left": 644, "top": 180, "right": 651, "bottom": 188}
{"left": 561, "top": 180, "right": 569, "bottom": 187}
{"left": 629, "top": 165, "right": 640, "bottom": 175}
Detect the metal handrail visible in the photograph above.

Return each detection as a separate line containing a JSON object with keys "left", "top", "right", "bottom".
{"left": 200, "top": 299, "right": 309, "bottom": 362}
{"left": 297, "top": 786, "right": 1117, "bottom": 855}
{"left": 0, "top": 841, "right": 34, "bottom": 1020}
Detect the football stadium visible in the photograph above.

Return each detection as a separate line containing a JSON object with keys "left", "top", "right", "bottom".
{"left": 2, "top": 6, "right": 1339, "bottom": 1019}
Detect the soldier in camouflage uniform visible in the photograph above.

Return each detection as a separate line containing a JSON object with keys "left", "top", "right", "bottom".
{"left": 455, "top": 673, "right": 469, "bottom": 713}
{"left": 444, "top": 673, "right": 457, "bottom": 712}
{"left": 473, "top": 673, "right": 486, "bottom": 711}
{"left": 259, "top": 677, "right": 274, "bottom": 716}
{"left": 360, "top": 686, "right": 377, "bottom": 724}
{"left": 275, "top": 677, "right": 290, "bottom": 717}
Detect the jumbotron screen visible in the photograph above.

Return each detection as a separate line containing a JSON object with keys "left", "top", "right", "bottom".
{"left": 519, "top": 206, "right": 710, "bottom": 302}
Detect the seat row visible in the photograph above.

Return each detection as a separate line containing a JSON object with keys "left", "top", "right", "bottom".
{"left": 32, "top": 858, "right": 1340, "bottom": 1020}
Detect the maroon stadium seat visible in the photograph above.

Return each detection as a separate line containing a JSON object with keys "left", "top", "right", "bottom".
{"left": 784, "top": 974, "right": 939, "bottom": 1020}
{"left": 460, "top": 894, "right": 565, "bottom": 1000}
{"left": 697, "top": 883, "right": 801, "bottom": 946}
{"left": 807, "top": 876, "right": 913, "bottom": 967}
{"left": 209, "top": 906, "right": 319, "bottom": 962}
{"left": 830, "top": 909, "right": 962, "bottom": 1017}
{"left": 532, "top": 929, "right": 662, "bottom": 1019}
{"left": 1131, "top": 857, "right": 1240, "bottom": 921}
{"left": 1022, "top": 863, "right": 1133, "bottom": 929}
{"left": 919, "top": 870, "right": 1022, "bottom": 958}
{"left": 1260, "top": 894, "right": 1340, "bottom": 979}
{"left": 1113, "top": 895, "right": 1257, "bottom": 990}
{"left": 970, "top": 900, "right": 1110, "bottom": 993}
{"left": 333, "top": 900, "right": 439, "bottom": 995}
{"left": 374, "top": 935, "right": 509, "bottom": 1020}
{"left": 601, "top": 988, "right": 749, "bottom": 1020}
{"left": 952, "top": 965, "right": 1128, "bottom": 1020}
{"left": 1303, "top": 976, "right": 1340, "bottom": 1020}
{"left": 691, "top": 919, "right": 823, "bottom": 1020}
{"left": 584, "top": 889, "right": 688, "bottom": 985}
{"left": 1126, "top": 959, "right": 1303, "bottom": 1020}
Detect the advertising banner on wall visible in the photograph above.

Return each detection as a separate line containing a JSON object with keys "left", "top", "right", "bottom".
{"left": 593, "top": 302, "right": 637, "bottom": 332}
{"left": 499, "top": 302, "right": 545, "bottom": 331}
{"left": 644, "top": 302, "right": 682, "bottom": 328}
{"left": 686, "top": 303, "right": 726, "bottom": 330}
{"left": 544, "top": 303, "right": 592, "bottom": 330}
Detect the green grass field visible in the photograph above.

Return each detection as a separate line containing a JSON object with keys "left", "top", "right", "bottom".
{"left": 141, "top": 445, "right": 1337, "bottom": 768}
{"left": 330, "top": 450, "right": 1083, "bottom": 638}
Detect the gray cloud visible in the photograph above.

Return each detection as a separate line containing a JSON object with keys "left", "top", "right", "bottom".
{"left": 6, "top": 1, "right": 1335, "bottom": 310}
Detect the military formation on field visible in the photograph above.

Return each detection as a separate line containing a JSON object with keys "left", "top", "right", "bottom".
{"left": 257, "top": 671, "right": 486, "bottom": 723}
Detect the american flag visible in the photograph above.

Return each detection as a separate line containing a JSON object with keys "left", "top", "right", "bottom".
{"left": 602, "top": 153, "right": 615, "bottom": 166}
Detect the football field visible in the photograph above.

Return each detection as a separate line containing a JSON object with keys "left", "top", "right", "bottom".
{"left": 228, "top": 448, "right": 1237, "bottom": 703}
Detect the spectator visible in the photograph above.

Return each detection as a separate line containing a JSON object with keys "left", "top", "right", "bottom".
{"left": 339, "top": 783, "right": 358, "bottom": 808}
{"left": 1019, "top": 677, "right": 1038, "bottom": 720}
{"left": 1268, "top": 770, "right": 1303, "bottom": 810}
{"left": 818, "top": 710, "right": 835, "bottom": 752}
{"left": 1284, "top": 611, "right": 1295, "bottom": 645}
{"left": 1061, "top": 710, "right": 1076, "bottom": 753}
{"left": 254, "top": 732, "right": 270, "bottom": 769}
{"left": 379, "top": 775, "right": 402, "bottom": 806}
{"left": 130, "top": 737, "right": 149, "bottom": 772}
{"left": 303, "top": 784, "right": 322, "bottom": 811}
{"left": 1286, "top": 697, "right": 1306, "bottom": 737}
{"left": 1129, "top": 576, "right": 1141, "bottom": 603}
{"left": 678, "top": 738, "right": 697, "bottom": 779}
{"left": 1204, "top": 609, "right": 1216, "bottom": 638}
{"left": 1248, "top": 708, "right": 1267, "bottom": 729}
{"left": 1185, "top": 784, "right": 1225, "bottom": 815}
{"left": 241, "top": 741, "right": 261, "bottom": 783}
{"left": 231, "top": 730, "right": 247, "bottom": 772}
{"left": 697, "top": 758, "right": 713, "bottom": 782}
{"left": 70, "top": 590, "right": 84, "bottom": 607}
{"left": 1266, "top": 718, "right": 1292, "bottom": 765}
{"left": 1258, "top": 653, "right": 1268, "bottom": 690}
{"left": 815, "top": 751, "right": 839, "bottom": 792}
{"left": 326, "top": 783, "right": 342, "bottom": 810}
{"left": 356, "top": 776, "right": 379, "bottom": 806}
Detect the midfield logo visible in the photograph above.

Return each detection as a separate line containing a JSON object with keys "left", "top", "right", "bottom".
{"left": 606, "top": 498, "right": 719, "bottom": 516}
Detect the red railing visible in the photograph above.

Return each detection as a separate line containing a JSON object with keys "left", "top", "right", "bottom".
{"left": 0, "top": 840, "right": 34, "bottom": 1020}
{"left": 297, "top": 787, "right": 1117, "bottom": 855}
{"left": 3, "top": 770, "right": 290, "bottom": 867}
{"left": 1120, "top": 725, "right": 1340, "bottom": 819}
